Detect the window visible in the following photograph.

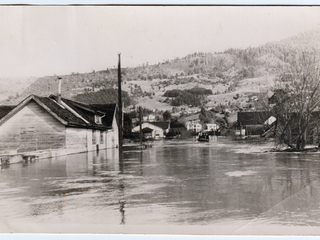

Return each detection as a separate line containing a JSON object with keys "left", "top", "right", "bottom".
{"left": 100, "top": 130, "right": 104, "bottom": 144}
{"left": 94, "top": 115, "right": 102, "bottom": 124}
{"left": 92, "top": 130, "right": 96, "bottom": 144}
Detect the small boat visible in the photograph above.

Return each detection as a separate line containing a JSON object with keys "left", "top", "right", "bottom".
{"left": 197, "top": 132, "right": 210, "bottom": 142}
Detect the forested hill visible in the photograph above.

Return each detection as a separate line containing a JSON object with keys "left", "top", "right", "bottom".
{"left": 3, "top": 28, "right": 320, "bottom": 108}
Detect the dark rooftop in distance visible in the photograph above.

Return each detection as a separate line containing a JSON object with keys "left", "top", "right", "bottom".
{"left": 148, "top": 121, "right": 170, "bottom": 130}
{"left": 237, "top": 111, "right": 273, "bottom": 126}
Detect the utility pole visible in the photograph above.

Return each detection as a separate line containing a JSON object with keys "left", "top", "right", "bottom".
{"left": 57, "top": 76, "right": 62, "bottom": 104}
{"left": 118, "top": 53, "right": 123, "bottom": 153}
{"left": 139, "top": 106, "right": 143, "bottom": 145}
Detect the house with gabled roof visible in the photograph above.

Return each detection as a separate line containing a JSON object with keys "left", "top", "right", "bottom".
{"left": 132, "top": 121, "right": 170, "bottom": 139}
{"left": 0, "top": 94, "right": 118, "bottom": 155}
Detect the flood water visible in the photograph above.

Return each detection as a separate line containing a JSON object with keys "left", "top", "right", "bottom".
{"left": 1, "top": 137, "right": 320, "bottom": 235}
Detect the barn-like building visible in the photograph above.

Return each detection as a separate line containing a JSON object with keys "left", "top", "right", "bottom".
{"left": 132, "top": 122, "right": 170, "bottom": 139}
{"left": 0, "top": 94, "right": 118, "bottom": 155}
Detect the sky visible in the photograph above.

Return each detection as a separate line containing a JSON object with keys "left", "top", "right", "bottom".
{"left": 0, "top": 6, "right": 320, "bottom": 78}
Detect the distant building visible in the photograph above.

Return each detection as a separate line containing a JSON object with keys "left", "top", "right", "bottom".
{"left": 237, "top": 111, "right": 274, "bottom": 136}
{"left": 186, "top": 121, "right": 202, "bottom": 132}
{"left": 167, "top": 121, "right": 187, "bottom": 138}
{"left": 204, "top": 123, "right": 219, "bottom": 131}
{"left": 0, "top": 95, "right": 118, "bottom": 155}
{"left": 143, "top": 114, "right": 156, "bottom": 122}
{"left": 132, "top": 121, "right": 170, "bottom": 139}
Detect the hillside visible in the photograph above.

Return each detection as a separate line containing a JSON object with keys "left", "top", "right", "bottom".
{"left": 2, "top": 28, "right": 320, "bottom": 115}
{"left": 0, "top": 76, "right": 38, "bottom": 102}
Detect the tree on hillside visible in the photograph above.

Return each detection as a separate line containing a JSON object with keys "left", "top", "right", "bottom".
{"left": 199, "top": 107, "right": 215, "bottom": 123}
{"left": 187, "top": 87, "right": 213, "bottom": 96}
{"left": 269, "top": 50, "right": 320, "bottom": 151}
{"left": 163, "top": 110, "right": 172, "bottom": 121}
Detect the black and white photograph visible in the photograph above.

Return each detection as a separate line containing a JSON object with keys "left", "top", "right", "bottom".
{"left": 0, "top": 5, "right": 320, "bottom": 236}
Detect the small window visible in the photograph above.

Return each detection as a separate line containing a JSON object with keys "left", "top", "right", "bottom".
{"left": 95, "top": 115, "right": 102, "bottom": 124}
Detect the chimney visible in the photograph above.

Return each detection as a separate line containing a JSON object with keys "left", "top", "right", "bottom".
{"left": 57, "top": 77, "right": 62, "bottom": 104}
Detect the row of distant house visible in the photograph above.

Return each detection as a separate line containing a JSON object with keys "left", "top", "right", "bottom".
{"left": 131, "top": 120, "right": 219, "bottom": 140}
{"left": 0, "top": 92, "right": 288, "bottom": 156}
{"left": 135, "top": 112, "right": 279, "bottom": 140}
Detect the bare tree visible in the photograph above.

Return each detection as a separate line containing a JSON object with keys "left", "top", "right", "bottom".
{"left": 271, "top": 49, "right": 320, "bottom": 150}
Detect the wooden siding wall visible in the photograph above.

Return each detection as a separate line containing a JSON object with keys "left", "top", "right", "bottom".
{"left": 106, "top": 114, "right": 119, "bottom": 149}
{"left": 86, "top": 130, "right": 93, "bottom": 152}
{"left": 0, "top": 100, "right": 66, "bottom": 153}
{"left": 86, "top": 129, "right": 108, "bottom": 152}
{"left": 98, "top": 130, "right": 107, "bottom": 150}
{"left": 66, "top": 128, "right": 88, "bottom": 151}
{"left": 106, "top": 130, "right": 116, "bottom": 149}
{"left": 93, "top": 129, "right": 108, "bottom": 151}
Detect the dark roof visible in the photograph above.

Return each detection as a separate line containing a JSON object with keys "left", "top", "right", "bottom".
{"left": 0, "top": 95, "right": 116, "bottom": 130}
{"left": 48, "top": 95, "right": 116, "bottom": 129}
{"left": 237, "top": 111, "right": 273, "bottom": 126}
{"left": 170, "top": 121, "right": 186, "bottom": 129}
{"left": 0, "top": 105, "right": 15, "bottom": 120}
{"left": 142, "top": 127, "right": 153, "bottom": 133}
{"left": 148, "top": 121, "right": 170, "bottom": 130}
{"left": 36, "top": 96, "right": 88, "bottom": 127}
{"left": 90, "top": 104, "right": 117, "bottom": 127}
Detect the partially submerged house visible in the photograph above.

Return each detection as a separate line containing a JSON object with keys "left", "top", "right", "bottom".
{"left": 236, "top": 111, "right": 274, "bottom": 137}
{"left": 132, "top": 121, "right": 170, "bottom": 139}
{"left": 166, "top": 121, "right": 187, "bottom": 138}
{"left": 0, "top": 94, "right": 118, "bottom": 155}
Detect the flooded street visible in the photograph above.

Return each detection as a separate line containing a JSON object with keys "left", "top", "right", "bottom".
{"left": 1, "top": 137, "right": 320, "bottom": 234}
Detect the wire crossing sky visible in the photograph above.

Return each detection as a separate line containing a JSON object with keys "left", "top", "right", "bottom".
{"left": 0, "top": 6, "right": 319, "bottom": 78}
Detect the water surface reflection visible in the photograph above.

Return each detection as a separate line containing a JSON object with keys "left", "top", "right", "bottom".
{"left": 1, "top": 138, "right": 320, "bottom": 233}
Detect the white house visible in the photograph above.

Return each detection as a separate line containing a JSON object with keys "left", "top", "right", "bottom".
{"left": 143, "top": 114, "right": 156, "bottom": 122}
{"left": 186, "top": 121, "right": 202, "bottom": 132}
{"left": 204, "top": 123, "right": 219, "bottom": 131}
